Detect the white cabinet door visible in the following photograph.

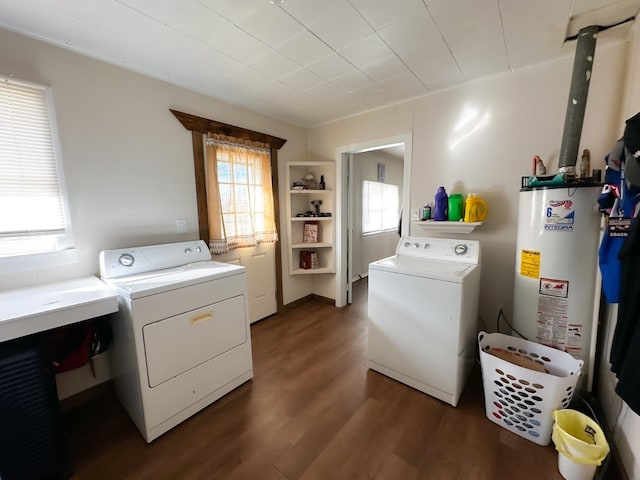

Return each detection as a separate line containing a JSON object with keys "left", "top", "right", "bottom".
{"left": 214, "top": 243, "right": 277, "bottom": 324}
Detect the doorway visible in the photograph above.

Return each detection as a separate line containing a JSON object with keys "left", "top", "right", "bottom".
{"left": 334, "top": 133, "right": 412, "bottom": 307}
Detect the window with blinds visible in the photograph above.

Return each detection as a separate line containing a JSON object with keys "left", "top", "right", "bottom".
{"left": 0, "top": 76, "right": 74, "bottom": 259}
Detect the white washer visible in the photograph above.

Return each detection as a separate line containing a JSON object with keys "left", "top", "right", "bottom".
{"left": 368, "top": 236, "right": 481, "bottom": 407}
{"left": 99, "top": 240, "right": 253, "bottom": 442}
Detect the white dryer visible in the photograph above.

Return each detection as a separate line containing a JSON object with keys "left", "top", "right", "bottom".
{"left": 368, "top": 236, "right": 481, "bottom": 407}
{"left": 99, "top": 240, "right": 253, "bottom": 442}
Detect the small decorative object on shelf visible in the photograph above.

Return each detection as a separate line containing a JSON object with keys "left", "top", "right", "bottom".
{"left": 319, "top": 175, "right": 326, "bottom": 190}
{"left": 310, "top": 252, "right": 319, "bottom": 269}
{"left": 304, "top": 221, "right": 319, "bottom": 243}
{"left": 310, "top": 199, "right": 322, "bottom": 215}
{"left": 303, "top": 172, "right": 316, "bottom": 190}
{"left": 300, "top": 250, "right": 313, "bottom": 269}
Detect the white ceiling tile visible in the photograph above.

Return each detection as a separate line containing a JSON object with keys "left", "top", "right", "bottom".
{"left": 303, "top": 82, "right": 350, "bottom": 101}
{"left": 253, "top": 80, "right": 293, "bottom": 103}
{"left": 0, "top": 0, "right": 635, "bottom": 127}
{"left": 280, "top": 0, "right": 349, "bottom": 27}
{"left": 350, "top": 0, "right": 427, "bottom": 29}
{"left": 308, "top": 3, "right": 374, "bottom": 51}
{"left": 196, "top": 0, "right": 265, "bottom": 25}
{"left": 277, "top": 30, "right": 334, "bottom": 65}
{"left": 427, "top": 0, "right": 508, "bottom": 79}
{"left": 280, "top": 68, "right": 324, "bottom": 90}
{"left": 571, "top": 0, "right": 629, "bottom": 16}
{"left": 500, "top": 0, "right": 573, "bottom": 69}
{"left": 348, "top": 84, "right": 397, "bottom": 108}
{"left": 402, "top": 42, "right": 462, "bottom": 85}
{"left": 238, "top": 4, "right": 305, "bottom": 47}
{"left": 339, "top": 34, "right": 395, "bottom": 70}
{"left": 212, "top": 26, "right": 271, "bottom": 63}
{"left": 189, "top": 48, "right": 250, "bottom": 83}
{"left": 306, "top": 53, "right": 358, "bottom": 81}
{"left": 330, "top": 70, "right": 376, "bottom": 93}
{"left": 249, "top": 49, "right": 301, "bottom": 79}
{"left": 360, "top": 55, "right": 409, "bottom": 82}
{"left": 117, "top": 0, "right": 230, "bottom": 45}
{"left": 566, "top": 0, "right": 640, "bottom": 37}
{"left": 377, "top": 14, "right": 442, "bottom": 56}
{"left": 377, "top": 72, "right": 428, "bottom": 100}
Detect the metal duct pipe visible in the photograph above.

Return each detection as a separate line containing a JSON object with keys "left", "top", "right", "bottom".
{"left": 558, "top": 25, "right": 598, "bottom": 174}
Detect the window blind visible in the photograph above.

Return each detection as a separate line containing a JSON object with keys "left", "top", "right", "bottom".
{"left": 0, "top": 77, "right": 66, "bottom": 237}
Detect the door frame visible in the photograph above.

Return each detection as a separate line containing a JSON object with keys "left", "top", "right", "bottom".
{"left": 334, "top": 133, "right": 412, "bottom": 307}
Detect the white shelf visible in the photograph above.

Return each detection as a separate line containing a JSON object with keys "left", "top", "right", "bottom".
{"left": 291, "top": 216, "right": 333, "bottom": 221}
{"left": 291, "top": 267, "right": 335, "bottom": 275}
{"left": 289, "top": 189, "right": 332, "bottom": 194}
{"left": 286, "top": 162, "right": 336, "bottom": 275}
{"left": 291, "top": 242, "right": 332, "bottom": 249}
{"left": 412, "top": 220, "right": 483, "bottom": 234}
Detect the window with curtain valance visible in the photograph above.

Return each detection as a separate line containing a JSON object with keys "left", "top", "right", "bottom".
{"left": 206, "top": 133, "right": 277, "bottom": 254}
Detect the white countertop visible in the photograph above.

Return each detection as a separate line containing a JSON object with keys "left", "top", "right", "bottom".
{"left": 0, "top": 276, "right": 118, "bottom": 342}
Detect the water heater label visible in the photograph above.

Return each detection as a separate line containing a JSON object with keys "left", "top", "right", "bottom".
{"left": 520, "top": 249, "right": 540, "bottom": 278}
{"left": 537, "top": 295, "right": 569, "bottom": 350}
{"left": 539, "top": 278, "right": 569, "bottom": 298}
{"left": 544, "top": 200, "right": 574, "bottom": 231}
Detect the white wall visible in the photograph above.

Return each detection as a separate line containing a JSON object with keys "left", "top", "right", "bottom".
{"left": 596, "top": 22, "right": 640, "bottom": 480}
{"left": 309, "top": 40, "right": 627, "bottom": 329}
{"left": 351, "top": 151, "right": 403, "bottom": 279}
{"left": 0, "top": 27, "right": 310, "bottom": 306}
{"left": 309, "top": 35, "right": 637, "bottom": 477}
{"left": 0, "top": 27, "right": 311, "bottom": 397}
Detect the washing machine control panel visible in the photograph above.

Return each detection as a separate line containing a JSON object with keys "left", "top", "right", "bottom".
{"left": 396, "top": 236, "right": 479, "bottom": 264}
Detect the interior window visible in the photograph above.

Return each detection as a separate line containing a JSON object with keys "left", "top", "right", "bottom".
{"left": 0, "top": 76, "right": 74, "bottom": 262}
{"left": 362, "top": 180, "right": 399, "bottom": 235}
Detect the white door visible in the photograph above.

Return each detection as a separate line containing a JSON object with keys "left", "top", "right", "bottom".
{"left": 214, "top": 243, "right": 277, "bottom": 324}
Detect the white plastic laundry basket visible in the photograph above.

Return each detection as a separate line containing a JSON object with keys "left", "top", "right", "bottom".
{"left": 478, "top": 332, "right": 584, "bottom": 446}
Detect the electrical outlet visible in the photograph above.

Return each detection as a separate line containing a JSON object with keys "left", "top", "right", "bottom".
{"left": 411, "top": 208, "right": 419, "bottom": 221}
{"left": 176, "top": 219, "right": 187, "bottom": 234}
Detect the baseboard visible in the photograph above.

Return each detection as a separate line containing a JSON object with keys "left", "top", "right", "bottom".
{"left": 310, "top": 294, "right": 335, "bottom": 305}
{"left": 282, "top": 293, "right": 336, "bottom": 310}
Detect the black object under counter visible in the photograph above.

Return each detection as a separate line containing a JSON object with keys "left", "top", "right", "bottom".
{"left": 0, "top": 334, "right": 70, "bottom": 480}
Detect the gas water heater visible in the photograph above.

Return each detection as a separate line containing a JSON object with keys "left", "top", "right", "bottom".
{"left": 512, "top": 183, "right": 601, "bottom": 390}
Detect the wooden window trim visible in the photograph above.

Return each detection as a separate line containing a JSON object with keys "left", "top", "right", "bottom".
{"left": 170, "top": 109, "right": 287, "bottom": 311}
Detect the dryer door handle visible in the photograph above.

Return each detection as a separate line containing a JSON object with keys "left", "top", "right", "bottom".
{"left": 190, "top": 312, "right": 214, "bottom": 325}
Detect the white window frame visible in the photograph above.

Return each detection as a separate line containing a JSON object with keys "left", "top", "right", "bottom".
{"left": 362, "top": 180, "right": 399, "bottom": 236}
{"left": 0, "top": 76, "right": 76, "bottom": 271}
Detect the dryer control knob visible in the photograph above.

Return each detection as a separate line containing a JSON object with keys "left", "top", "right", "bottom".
{"left": 118, "top": 253, "right": 135, "bottom": 267}
{"left": 454, "top": 244, "right": 468, "bottom": 255}
{"left": 184, "top": 248, "right": 192, "bottom": 254}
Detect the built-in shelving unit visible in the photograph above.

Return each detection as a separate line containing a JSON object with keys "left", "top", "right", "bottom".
{"left": 285, "top": 162, "right": 335, "bottom": 275}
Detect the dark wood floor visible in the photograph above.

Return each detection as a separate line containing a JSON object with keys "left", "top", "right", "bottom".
{"left": 62, "top": 279, "right": 587, "bottom": 479}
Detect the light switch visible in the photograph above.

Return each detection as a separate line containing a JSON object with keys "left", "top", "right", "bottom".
{"left": 176, "top": 219, "right": 187, "bottom": 234}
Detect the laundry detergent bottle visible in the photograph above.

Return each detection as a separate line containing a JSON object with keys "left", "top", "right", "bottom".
{"left": 464, "top": 194, "right": 488, "bottom": 222}
{"left": 448, "top": 193, "right": 464, "bottom": 221}
{"left": 434, "top": 186, "right": 448, "bottom": 221}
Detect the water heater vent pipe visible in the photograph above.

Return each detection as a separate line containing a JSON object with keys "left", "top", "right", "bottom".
{"left": 557, "top": 25, "right": 599, "bottom": 175}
